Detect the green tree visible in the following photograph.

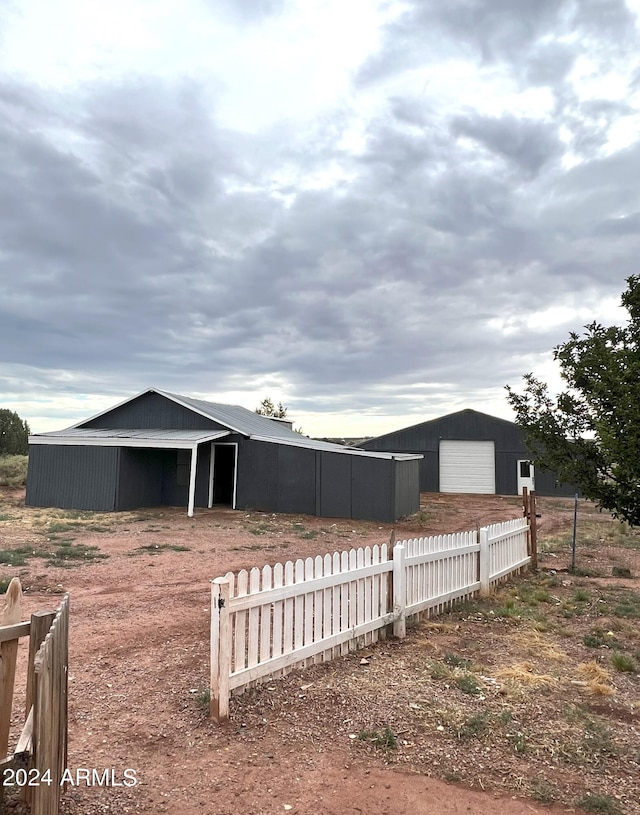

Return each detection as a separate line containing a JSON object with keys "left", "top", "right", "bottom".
{"left": 0, "top": 409, "right": 30, "bottom": 456}
{"left": 255, "top": 397, "right": 288, "bottom": 418}
{"left": 506, "top": 275, "right": 640, "bottom": 526}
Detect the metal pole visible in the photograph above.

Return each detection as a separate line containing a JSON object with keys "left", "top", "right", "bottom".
{"left": 571, "top": 493, "right": 578, "bottom": 571}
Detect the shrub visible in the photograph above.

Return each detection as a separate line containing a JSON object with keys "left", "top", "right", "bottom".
{"left": 458, "top": 710, "right": 491, "bottom": 739}
{"left": 443, "top": 652, "right": 472, "bottom": 669}
{"left": 455, "top": 673, "right": 481, "bottom": 695}
{"left": 577, "top": 793, "right": 622, "bottom": 814}
{"left": 610, "top": 652, "right": 637, "bottom": 673}
{"left": 0, "top": 455, "right": 28, "bottom": 487}
{"left": 357, "top": 726, "right": 398, "bottom": 750}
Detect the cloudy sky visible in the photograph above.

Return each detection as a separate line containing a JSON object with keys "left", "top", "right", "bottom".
{"left": 1, "top": 0, "right": 638, "bottom": 437}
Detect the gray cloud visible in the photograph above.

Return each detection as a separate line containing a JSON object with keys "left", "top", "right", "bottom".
{"left": 524, "top": 42, "right": 576, "bottom": 86}
{"left": 451, "top": 114, "right": 563, "bottom": 175}
{"left": 203, "top": 0, "right": 286, "bottom": 24}
{"left": 1, "top": 0, "right": 638, "bottom": 431}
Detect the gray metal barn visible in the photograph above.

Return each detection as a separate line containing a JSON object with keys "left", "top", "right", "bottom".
{"left": 26, "top": 389, "right": 421, "bottom": 522}
{"left": 358, "top": 408, "right": 576, "bottom": 497}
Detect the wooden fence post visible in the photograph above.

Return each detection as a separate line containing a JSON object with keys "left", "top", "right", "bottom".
{"left": 392, "top": 542, "right": 406, "bottom": 639}
{"left": 479, "top": 527, "right": 490, "bottom": 596}
{"left": 25, "top": 611, "right": 56, "bottom": 718}
{"left": 0, "top": 577, "right": 22, "bottom": 758}
{"left": 529, "top": 491, "right": 538, "bottom": 571}
{"left": 21, "top": 609, "right": 56, "bottom": 810}
{"left": 210, "top": 578, "right": 231, "bottom": 722}
{"left": 522, "top": 486, "right": 528, "bottom": 519}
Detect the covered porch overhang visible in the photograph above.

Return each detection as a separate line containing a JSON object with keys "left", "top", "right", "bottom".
{"left": 28, "top": 428, "right": 232, "bottom": 517}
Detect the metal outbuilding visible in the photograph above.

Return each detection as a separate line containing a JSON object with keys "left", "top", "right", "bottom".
{"left": 357, "top": 408, "right": 576, "bottom": 497}
{"left": 26, "top": 389, "right": 421, "bottom": 522}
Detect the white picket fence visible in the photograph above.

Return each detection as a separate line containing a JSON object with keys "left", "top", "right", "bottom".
{"left": 210, "top": 517, "right": 530, "bottom": 721}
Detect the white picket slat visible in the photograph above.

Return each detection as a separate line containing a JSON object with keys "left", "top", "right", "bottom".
{"left": 294, "top": 560, "right": 304, "bottom": 651}
{"left": 247, "top": 568, "right": 260, "bottom": 669}
{"left": 283, "top": 561, "right": 294, "bottom": 655}
{"left": 260, "top": 565, "right": 272, "bottom": 665}
{"left": 272, "top": 562, "right": 284, "bottom": 659}
{"left": 234, "top": 570, "right": 247, "bottom": 672}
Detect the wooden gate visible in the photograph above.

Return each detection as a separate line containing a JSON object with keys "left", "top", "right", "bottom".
{"left": 0, "top": 578, "right": 69, "bottom": 815}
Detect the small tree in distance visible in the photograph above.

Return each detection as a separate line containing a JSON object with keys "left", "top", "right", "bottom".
{"left": 255, "top": 397, "right": 288, "bottom": 419}
{"left": 0, "top": 409, "right": 30, "bottom": 456}
{"left": 255, "top": 397, "right": 304, "bottom": 434}
{"left": 506, "top": 275, "right": 640, "bottom": 526}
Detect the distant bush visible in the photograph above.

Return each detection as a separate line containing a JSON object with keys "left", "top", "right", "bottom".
{"left": 0, "top": 455, "right": 28, "bottom": 487}
{"left": 0, "top": 409, "right": 30, "bottom": 455}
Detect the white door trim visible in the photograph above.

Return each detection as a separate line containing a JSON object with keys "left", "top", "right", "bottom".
{"left": 517, "top": 459, "right": 535, "bottom": 495}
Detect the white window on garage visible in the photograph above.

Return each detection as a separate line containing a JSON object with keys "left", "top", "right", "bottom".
{"left": 439, "top": 440, "right": 496, "bottom": 494}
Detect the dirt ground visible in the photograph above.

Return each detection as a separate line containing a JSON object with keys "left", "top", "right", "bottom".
{"left": 1, "top": 490, "right": 639, "bottom": 815}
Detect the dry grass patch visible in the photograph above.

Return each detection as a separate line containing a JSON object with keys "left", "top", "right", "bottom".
{"left": 577, "top": 661, "right": 612, "bottom": 684}
{"left": 493, "top": 661, "right": 557, "bottom": 688}
{"left": 575, "top": 661, "right": 616, "bottom": 697}
{"left": 584, "top": 681, "right": 615, "bottom": 697}
{"left": 510, "top": 628, "right": 567, "bottom": 662}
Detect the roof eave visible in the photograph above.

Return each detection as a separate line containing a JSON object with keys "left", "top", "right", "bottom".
{"left": 248, "top": 433, "right": 423, "bottom": 459}
{"left": 28, "top": 430, "right": 229, "bottom": 449}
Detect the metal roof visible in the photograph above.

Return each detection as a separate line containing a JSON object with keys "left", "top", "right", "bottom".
{"left": 31, "top": 388, "right": 422, "bottom": 460}
{"left": 158, "top": 391, "right": 421, "bottom": 459}
{"left": 159, "top": 390, "right": 305, "bottom": 440}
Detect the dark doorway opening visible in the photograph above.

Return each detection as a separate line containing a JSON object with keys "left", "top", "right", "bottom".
{"left": 213, "top": 444, "right": 235, "bottom": 505}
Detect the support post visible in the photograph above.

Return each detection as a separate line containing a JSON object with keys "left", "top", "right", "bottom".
{"left": 529, "top": 490, "right": 538, "bottom": 571}
{"left": 208, "top": 443, "right": 215, "bottom": 508}
{"left": 210, "top": 578, "right": 231, "bottom": 722}
{"left": 0, "top": 578, "right": 22, "bottom": 759}
{"left": 392, "top": 542, "right": 406, "bottom": 639}
{"left": 187, "top": 444, "right": 198, "bottom": 518}
{"left": 479, "top": 526, "right": 490, "bottom": 596}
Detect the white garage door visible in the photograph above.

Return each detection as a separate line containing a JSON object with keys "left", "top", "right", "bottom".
{"left": 439, "top": 440, "right": 496, "bottom": 494}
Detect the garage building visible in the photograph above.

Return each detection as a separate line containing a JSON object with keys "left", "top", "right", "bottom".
{"left": 358, "top": 408, "right": 575, "bottom": 497}
{"left": 26, "top": 389, "right": 421, "bottom": 522}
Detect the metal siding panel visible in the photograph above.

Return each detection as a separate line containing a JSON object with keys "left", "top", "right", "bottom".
{"left": 160, "top": 450, "right": 190, "bottom": 506}
{"left": 195, "top": 444, "right": 210, "bottom": 507}
{"left": 361, "top": 410, "right": 527, "bottom": 453}
{"left": 419, "top": 452, "right": 439, "bottom": 492}
{"left": 276, "top": 445, "right": 316, "bottom": 515}
{"left": 25, "top": 444, "right": 118, "bottom": 511}
{"left": 116, "top": 448, "right": 165, "bottom": 510}
{"left": 82, "top": 391, "right": 225, "bottom": 431}
{"left": 360, "top": 424, "right": 440, "bottom": 452}
{"left": 394, "top": 459, "right": 420, "bottom": 518}
{"left": 534, "top": 468, "right": 580, "bottom": 497}
{"left": 235, "top": 439, "right": 278, "bottom": 512}
{"left": 315, "top": 453, "right": 322, "bottom": 515}
{"left": 434, "top": 411, "right": 524, "bottom": 448}
{"left": 495, "top": 451, "right": 518, "bottom": 495}
{"left": 440, "top": 440, "right": 496, "bottom": 494}
{"left": 351, "top": 457, "right": 394, "bottom": 522}
{"left": 318, "top": 452, "right": 352, "bottom": 519}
